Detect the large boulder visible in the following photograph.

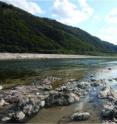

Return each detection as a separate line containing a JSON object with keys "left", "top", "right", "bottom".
{"left": 45, "top": 92, "right": 79, "bottom": 107}
{"left": 17, "top": 96, "right": 42, "bottom": 116}
{"left": 71, "top": 112, "right": 90, "bottom": 121}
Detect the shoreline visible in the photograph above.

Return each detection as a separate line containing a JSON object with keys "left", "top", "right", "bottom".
{"left": 0, "top": 53, "right": 116, "bottom": 60}
{"left": 0, "top": 60, "right": 117, "bottom": 123}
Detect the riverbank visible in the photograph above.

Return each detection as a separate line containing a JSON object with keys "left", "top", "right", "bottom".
{"left": 28, "top": 66, "right": 117, "bottom": 124}
{"left": 0, "top": 58, "right": 117, "bottom": 123}
{"left": 0, "top": 77, "right": 90, "bottom": 123}
{"left": 0, "top": 74, "right": 104, "bottom": 124}
{"left": 0, "top": 53, "right": 116, "bottom": 60}
{"left": 1, "top": 68, "right": 117, "bottom": 124}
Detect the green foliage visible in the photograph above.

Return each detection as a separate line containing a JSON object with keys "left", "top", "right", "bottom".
{"left": 0, "top": 1, "right": 117, "bottom": 55}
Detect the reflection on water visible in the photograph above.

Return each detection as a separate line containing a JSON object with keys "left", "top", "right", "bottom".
{"left": 0, "top": 58, "right": 116, "bottom": 79}
{"left": 0, "top": 58, "right": 117, "bottom": 87}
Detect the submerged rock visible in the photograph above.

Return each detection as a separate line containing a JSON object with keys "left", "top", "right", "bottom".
{"left": 71, "top": 112, "right": 90, "bottom": 121}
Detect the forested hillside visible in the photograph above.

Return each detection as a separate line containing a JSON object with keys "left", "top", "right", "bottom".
{"left": 0, "top": 1, "right": 117, "bottom": 55}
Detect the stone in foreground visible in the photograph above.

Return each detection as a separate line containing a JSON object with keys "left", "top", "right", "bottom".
{"left": 71, "top": 112, "right": 90, "bottom": 121}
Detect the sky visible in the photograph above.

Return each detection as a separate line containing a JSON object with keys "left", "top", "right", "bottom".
{"left": 1, "top": 0, "right": 117, "bottom": 44}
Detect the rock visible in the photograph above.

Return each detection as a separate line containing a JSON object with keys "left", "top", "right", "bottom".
{"left": 98, "top": 86, "right": 111, "bottom": 98}
{"left": 15, "top": 111, "right": 25, "bottom": 121}
{"left": 60, "top": 86, "right": 69, "bottom": 92}
{"left": 69, "top": 79, "right": 75, "bottom": 82}
{"left": 110, "top": 91, "right": 117, "bottom": 99}
{"left": 0, "top": 78, "right": 90, "bottom": 123}
{"left": 0, "top": 85, "right": 3, "bottom": 90}
{"left": 68, "top": 93, "right": 79, "bottom": 103}
{"left": 91, "top": 82, "right": 100, "bottom": 87}
{"left": 101, "top": 104, "right": 117, "bottom": 121}
{"left": 45, "top": 92, "right": 79, "bottom": 107}
{"left": 1, "top": 116, "right": 11, "bottom": 122}
{"left": 67, "top": 92, "right": 79, "bottom": 104}
{"left": 18, "top": 97, "right": 29, "bottom": 107}
{"left": 77, "top": 82, "right": 90, "bottom": 89}
{"left": 99, "top": 87, "right": 117, "bottom": 100}
{"left": 16, "top": 96, "right": 42, "bottom": 116}
{"left": 114, "top": 117, "right": 117, "bottom": 123}
{"left": 68, "top": 96, "right": 75, "bottom": 104}
{"left": 101, "top": 109, "right": 113, "bottom": 119}
{"left": 108, "top": 96, "right": 115, "bottom": 101}
{"left": 102, "top": 121, "right": 116, "bottom": 124}
{"left": 43, "top": 84, "right": 52, "bottom": 91}
{"left": 23, "top": 104, "right": 33, "bottom": 116}
{"left": 40, "top": 100, "right": 45, "bottom": 107}
{"left": 0, "top": 98, "right": 6, "bottom": 106}
{"left": 108, "top": 68, "right": 112, "bottom": 70}
{"left": 90, "top": 78, "right": 96, "bottom": 82}
{"left": 36, "top": 92, "right": 40, "bottom": 95}
{"left": 5, "top": 95, "right": 21, "bottom": 104}
{"left": 108, "top": 79, "right": 112, "bottom": 81}
{"left": 103, "top": 104, "right": 114, "bottom": 110}
{"left": 8, "top": 112, "right": 15, "bottom": 117}
{"left": 49, "top": 90, "right": 58, "bottom": 94}
{"left": 71, "top": 112, "right": 90, "bottom": 121}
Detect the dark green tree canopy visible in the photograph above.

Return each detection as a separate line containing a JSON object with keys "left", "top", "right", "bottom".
{"left": 0, "top": 1, "right": 117, "bottom": 55}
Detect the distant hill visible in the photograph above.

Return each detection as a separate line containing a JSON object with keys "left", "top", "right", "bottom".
{"left": 0, "top": 1, "right": 117, "bottom": 55}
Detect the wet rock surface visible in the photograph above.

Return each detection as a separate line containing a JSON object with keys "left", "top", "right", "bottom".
{"left": 96, "top": 77, "right": 117, "bottom": 123}
{"left": 0, "top": 76, "right": 94, "bottom": 123}
{"left": 1, "top": 68, "right": 117, "bottom": 124}
{"left": 71, "top": 112, "right": 91, "bottom": 121}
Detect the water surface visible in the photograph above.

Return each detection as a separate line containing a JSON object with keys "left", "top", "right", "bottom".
{"left": 0, "top": 58, "right": 117, "bottom": 123}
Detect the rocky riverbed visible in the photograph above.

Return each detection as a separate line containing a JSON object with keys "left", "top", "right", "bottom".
{"left": 0, "top": 73, "right": 115, "bottom": 124}
{"left": 0, "top": 59, "right": 117, "bottom": 124}
{"left": 0, "top": 75, "right": 99, "bottom": 123}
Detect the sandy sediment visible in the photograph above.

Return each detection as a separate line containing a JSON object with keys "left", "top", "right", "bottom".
{"left": 0, "top": 53, "right": 115, "bottom": 60}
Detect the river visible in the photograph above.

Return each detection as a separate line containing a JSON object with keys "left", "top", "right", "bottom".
{"left": 0, "top": 58, "right": 117, "bottom": 123}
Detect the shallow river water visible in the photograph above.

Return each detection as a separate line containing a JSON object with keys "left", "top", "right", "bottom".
{"left": 0, "top": 58, "right": 117, "bottom": 124}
